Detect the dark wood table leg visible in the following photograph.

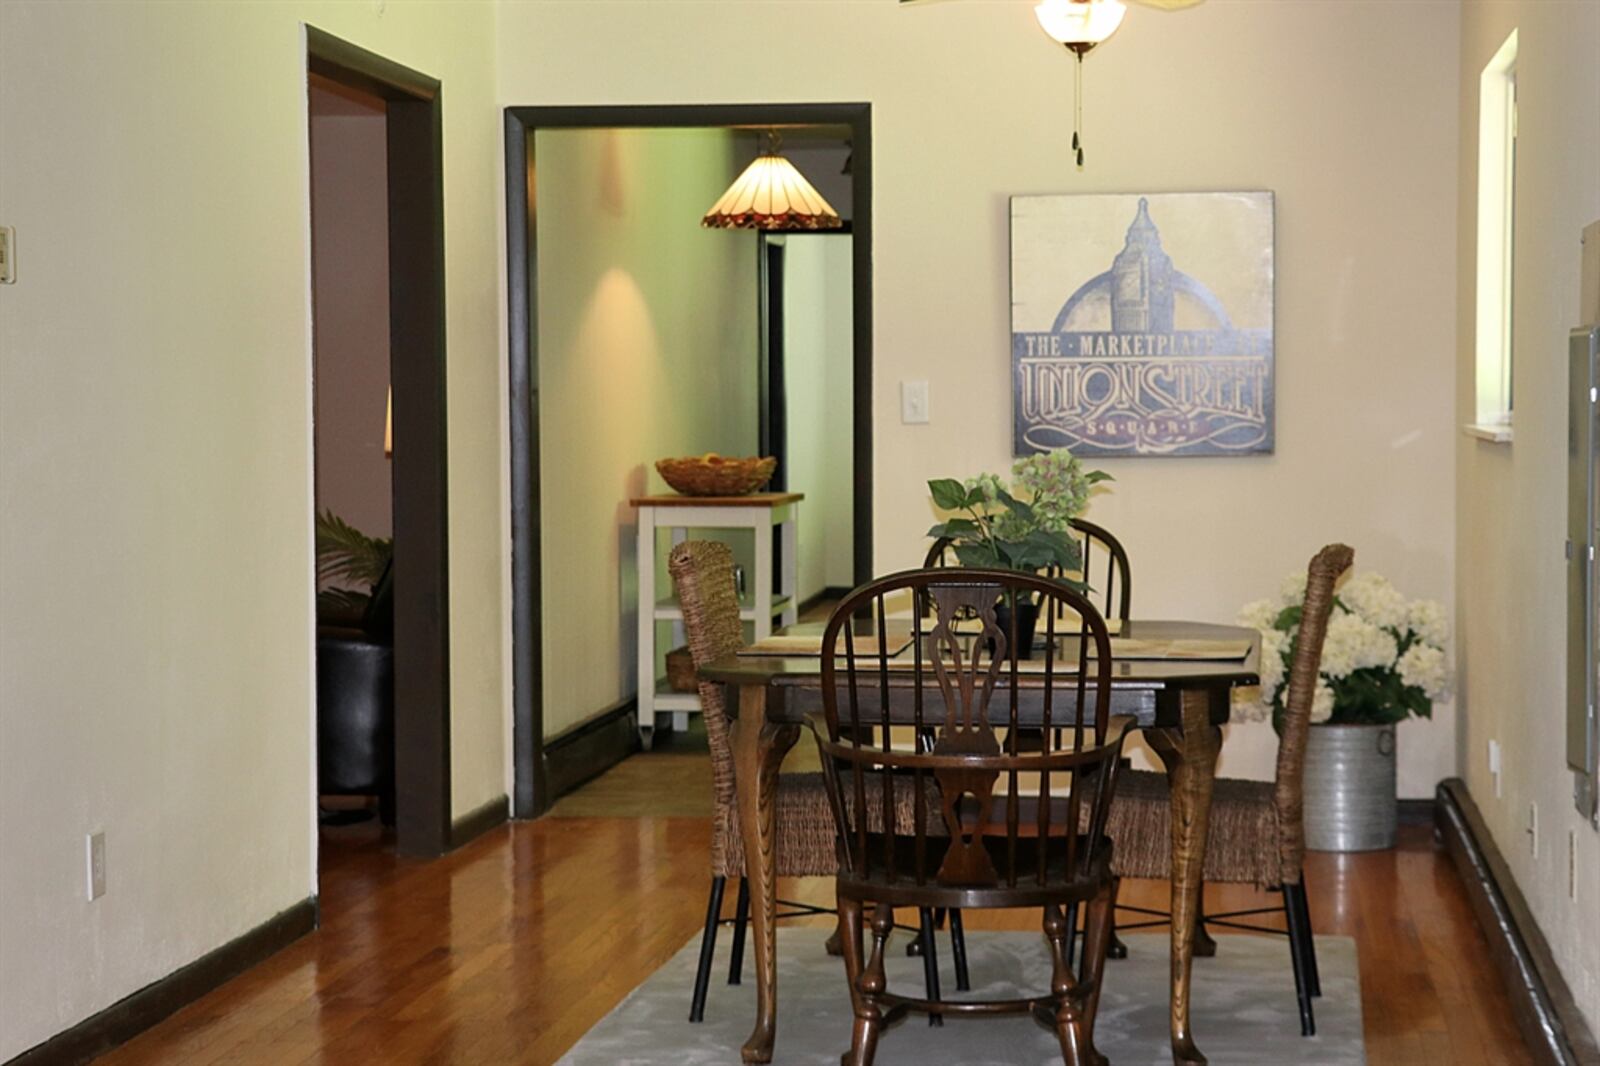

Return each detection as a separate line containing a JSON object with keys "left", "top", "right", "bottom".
{"left": 1148, "top": 689, "right": 1222, "bottom": 1066}
{"left": 732, "top": 683, "right": 799, "bottom": 1065}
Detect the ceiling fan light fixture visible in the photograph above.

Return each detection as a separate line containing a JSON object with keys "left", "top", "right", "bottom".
{"left": 1034, "top": 0, "right": 1126, "bottom": 52}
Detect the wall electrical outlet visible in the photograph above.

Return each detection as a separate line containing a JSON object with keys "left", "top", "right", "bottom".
{"left": 86, "top": 832, "right": 106, "bottom": 901}
{"left": 1527, "top": 802, "right": 1539, "bottom": 858}
{"left": 1489, "top": 738, "right": 1502, "bottom": 797}
{"left": 900, "top": 380, "right": 930, "bottom": 425}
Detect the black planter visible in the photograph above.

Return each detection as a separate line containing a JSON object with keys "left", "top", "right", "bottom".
{"left": 992, "top": 598, "right": 1041, "bottom": 659}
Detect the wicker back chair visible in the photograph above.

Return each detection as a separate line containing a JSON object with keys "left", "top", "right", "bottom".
{"left": 809, "top": 568, "right": 1128, "bottom": 1065}
{"left": 1105, "top": 542, "right": 1353, "bottom": 1039}
{"left": 667, "top": 541, "right": 965, "bottom": 1024}
{"left": 924, "top": 517, "right": 1132, "bottom": 624}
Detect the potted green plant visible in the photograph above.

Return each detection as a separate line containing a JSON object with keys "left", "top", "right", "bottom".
{"left": 926, "top": 450, "right": 1112, "bottom": 656}
{"left": 315, "top": 509, "right": 393, "bottom": 624}
{"left": 1236, "top": 569, "right": 1451, "bottom": 851}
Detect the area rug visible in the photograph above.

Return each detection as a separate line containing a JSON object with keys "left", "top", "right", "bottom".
{"left": 557, "top": 929, "right": 1364, "bottom": 1065}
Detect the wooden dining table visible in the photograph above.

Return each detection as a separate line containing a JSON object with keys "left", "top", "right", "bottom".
{"left": 700, "top": 618, "right": 1260, "bottom": 1066}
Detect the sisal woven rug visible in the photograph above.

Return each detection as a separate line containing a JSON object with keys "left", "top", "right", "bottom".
{"left": 557, "top": 928, "right": 1364, "bottom": 1065}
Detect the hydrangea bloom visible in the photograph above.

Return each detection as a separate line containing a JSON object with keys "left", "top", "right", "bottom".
{"left": 1310, "top": 680, "right": 1335, "bottom": 724}
{"left": 1278, "top": 571, "right": 1308, "bottom": 609}
{"left": 1012, "top": 451, "right": 1091, "bottom": 533}
{"left": 1398, "top": 641, "right": 1451, "bottom": 701}
{"left": 1240, "top": 565, "right": 1451, "bottom": 729}
{"left": 933, "top": 450, "right": 1110, "bottom": 576}
{"left": 1339, "top": 572, "right": 1409, "bottom": 631}
{"left": 1407, "top": 599, "right": 1449, "bottom": 648}
{"left": 1237, "top": 598, "right": 1278, "bottom": 633}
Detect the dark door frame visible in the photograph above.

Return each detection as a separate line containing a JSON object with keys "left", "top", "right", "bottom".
{"left": 504, "top": 103, "right": 873, "bottom": 817}
{"left": 308, "top": 27, "right": 452, "bottom": 856}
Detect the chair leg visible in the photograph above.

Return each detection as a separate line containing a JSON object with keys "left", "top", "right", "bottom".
{"left": 1294, "top": 874, "right": 1321, "bottom": 997}
{"left": 949, "top": 908, "right": 970, "bottom": 992}
{"left": 846, "top": 902, "right": 893, "bottom": 1066}
{"left": 919, "top": 907, "right": 944, "bottom": 1027}
{"left": 1194, "top": 878, "right": 1217, "bottom": 958}
{"left": 1075, "top": 870, "right": 1126, "bottom": 1056}
{"left": 1057, "top": 879, "right": 1116, "bottom": 1066}
{"left": 1282, "top": 883, "right": 1317, "bottom": 1037}
{"left": 905, "top": 907, "right": 945, "bottom": 955}
{"left": 1106, "top": 921, "right": 1128, "bottom": 960}
{"left": 1073, "top": 901, "right": 1124, "bottom": 964}
{"left": 689, "top": 876, "right": 726, "bottom": 1023}
{"left": 727, "top": 877, "right": 750, "bottom": 985}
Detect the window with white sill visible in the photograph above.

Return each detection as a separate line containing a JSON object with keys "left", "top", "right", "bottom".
{"left": 1470, "top": 29, "right": 1518, "bottom": 444}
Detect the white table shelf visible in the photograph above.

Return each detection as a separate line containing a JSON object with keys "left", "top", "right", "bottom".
{"left": 631, "top": 492, "right": 801, "bottom": 745}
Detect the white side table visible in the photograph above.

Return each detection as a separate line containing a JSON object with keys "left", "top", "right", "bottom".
{"left": 631, "top": 492, "right": 802, "bottom": 747}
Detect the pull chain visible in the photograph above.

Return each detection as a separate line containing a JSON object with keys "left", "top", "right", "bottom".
{"left": 1073, "top": 51, "right": 1086, "bottom": 168}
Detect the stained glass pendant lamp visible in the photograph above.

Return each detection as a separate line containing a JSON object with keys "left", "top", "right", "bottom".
{"left": 701, "top": 132, "right": 843, "bottom": 231}
{"left": 1034, "top": 0, "right": 1127, "bottom": 167}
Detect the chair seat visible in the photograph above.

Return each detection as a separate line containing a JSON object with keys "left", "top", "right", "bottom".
{"left": 716, "top": 771, "right": 837, "bottom": 878}
{"left": 716, "top": 771, "right": 948, "bottom": 880}
{"left": 839, "top": 832, "right": 1114, "bottom": 910}
{"left": 1106, "top": 769, "right": 1284, "bottom": 888}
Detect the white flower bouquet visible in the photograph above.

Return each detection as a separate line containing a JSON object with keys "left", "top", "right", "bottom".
{"left": 1234, "top": 570, "right": 1451, "bottom": 728}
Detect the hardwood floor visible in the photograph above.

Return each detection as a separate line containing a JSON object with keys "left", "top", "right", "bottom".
{"left": 97, "top": 749, "right": 1530, "bottom": 1065}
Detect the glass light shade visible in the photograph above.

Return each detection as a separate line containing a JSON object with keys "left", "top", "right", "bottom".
{"left": 701, "top": 153, "right": 843, "bottom": 231}
{"left": 384, "top": 386, "right": 392, "bottom": 458}
{"left": 1034, "top": 0, "right": 1126, "bottom": 50}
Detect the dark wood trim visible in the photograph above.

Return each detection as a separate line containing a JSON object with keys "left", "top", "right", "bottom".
{"left": 505, "top": 112, "right": 543, "bottom": 818}
{"left": 3, "top": 899, "right": 316, "bottom": 1066}
{"left": 543, "top": 698, "right": 642, "bottom": 800}
{"left": 847, "top": 108, "right": 874, "bottom": 593}
{"left": 1397, "top": 797, "right": 1433, "bottom": 826}
{"left": 308, "top": 28, "right": 452, "bottom": 857}
{"left": 798, "top": 585, "right": 853, "bottom": 617}
{"left": 503, "top": 103, "right": 873, "bottom": 818}
{"left": 305, "top": 27, "right": 438, "bottom": 102}
{"left": 1435, "top": 778, "right": 1600, "bottom": 1066}
{"left": 450, "top": 794, "right": 510, "bottom": 849}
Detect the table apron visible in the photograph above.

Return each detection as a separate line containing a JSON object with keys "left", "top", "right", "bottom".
{"left": 724, "top": 681, "right": 1232, "bottom": 730}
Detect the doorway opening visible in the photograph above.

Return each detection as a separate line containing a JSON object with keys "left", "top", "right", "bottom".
{"left": 504, "top": 105, "right": 873, "bottom": 817}
{"left": 306, "top": 28, "right": 451, "bottom": 857}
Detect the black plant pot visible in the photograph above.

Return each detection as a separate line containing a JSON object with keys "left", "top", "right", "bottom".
{"left": 991, "top": 598, "right": 1040, "bottom": 660}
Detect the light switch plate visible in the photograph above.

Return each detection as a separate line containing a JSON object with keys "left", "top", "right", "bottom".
{"left": 901, "top": 380, "right": 930, "bottom": 424}
{"left": 0, "top": 226, "right": 13, "bottom": 284}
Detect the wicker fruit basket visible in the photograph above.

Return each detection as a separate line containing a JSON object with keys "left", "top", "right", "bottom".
{"left": 664, "top": 646, "right": 697, "bottom": 693}
{"left": 655, "top": 454, "right": 776, "bottom": 497}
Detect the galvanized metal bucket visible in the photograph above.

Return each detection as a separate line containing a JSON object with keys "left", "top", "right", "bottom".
{"left": 1304, "top": 723, "right": 1397, "bottom": 852}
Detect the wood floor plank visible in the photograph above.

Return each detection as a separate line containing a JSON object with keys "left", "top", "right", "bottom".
{"left": 91, "top": 763, "right": 1531, "bottom": 1066}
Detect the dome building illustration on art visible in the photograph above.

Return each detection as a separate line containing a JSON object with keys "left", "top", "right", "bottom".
{"left": 1010, "top": 192, "right": 1275, "bottom": 458}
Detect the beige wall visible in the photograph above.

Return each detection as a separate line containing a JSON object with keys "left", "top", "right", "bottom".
{"left": 0, "top": 2, "right": 506, "bottom": 1057}
{"left": 783, "top": 233, "right": 856, "bottom": 597}
{"left": 535, "top": 127, "right": 759, "bottom": 738}
{"left": 498, "top": 0, "right": 1462, "bottom": 794}
{"left": 310, "top": 87, "right": 393, "bottom": 547}
{"left": 1456, "top": 0, "right": 1600, "bottom": 1029}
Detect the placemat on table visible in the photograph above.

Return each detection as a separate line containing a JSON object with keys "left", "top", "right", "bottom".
{"left": 1108, "top": 637, "right": 1252, "bottom": 661}
{"left": 934, "top": 615, "right": 1123, "bottom": 637}
{"left": 740, "top": 631, "right": 913, "bottom": 658}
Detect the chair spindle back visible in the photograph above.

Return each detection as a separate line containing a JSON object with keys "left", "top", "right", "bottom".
{"left": 813, "top": 568, "right": 1125, "bottom": 894}
{"left": 924, "top": 518, "right": 1132, "bottom": 625}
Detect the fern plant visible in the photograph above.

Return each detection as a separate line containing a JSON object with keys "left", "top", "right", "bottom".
{"left": 316, "top": 510, "right": 392, "bottom": 618}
